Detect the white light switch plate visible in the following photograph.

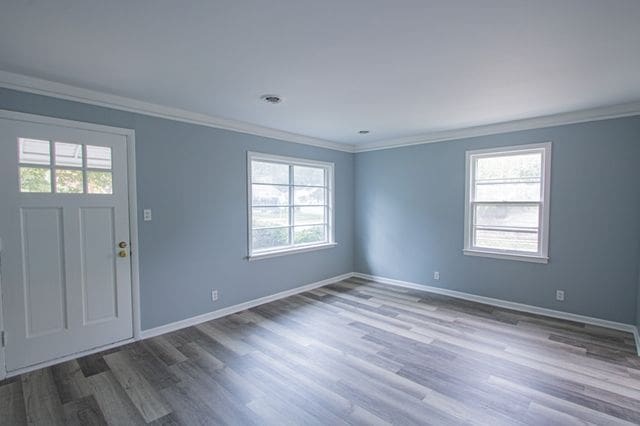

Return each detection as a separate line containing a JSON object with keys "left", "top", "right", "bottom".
{"left": 143, "top": 209, "right": 152, "bottom": 221}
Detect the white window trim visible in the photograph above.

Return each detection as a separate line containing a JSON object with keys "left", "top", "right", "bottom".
{"left": 463, "top": 142, "right": 552, "bottom": 264}
{"left": 247, "top": 151, "right": 336, "bottom": 260}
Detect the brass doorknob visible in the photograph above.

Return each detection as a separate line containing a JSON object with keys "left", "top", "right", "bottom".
{"left": 118, "top": 250, "right": 128, "bottom": 258}
{"left": 119, "top": 241, "right": 128, "bottom": 248}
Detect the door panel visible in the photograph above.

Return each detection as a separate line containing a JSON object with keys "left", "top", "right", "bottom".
{"left": 0, "top": 117, "right": 133, "bottom": 372}
{"left": 80, "top": 207, "right": 118, "bottom": 324}
{"left": 20, "top": 207, "right": 67, "bottom": 337}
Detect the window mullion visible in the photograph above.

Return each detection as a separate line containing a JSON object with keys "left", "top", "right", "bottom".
{"left": 288, "top": 165, "right": 294, "bottom": 246}
{"left": 82, "top": 144, "right": 88, "bottom": 193}
{"left": 50, "top": 140, "right": 57, "bottom": 193}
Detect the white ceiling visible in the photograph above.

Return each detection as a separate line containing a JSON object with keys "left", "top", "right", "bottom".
{"left": 1, "top": 0, "right": 639, "bottom": 147}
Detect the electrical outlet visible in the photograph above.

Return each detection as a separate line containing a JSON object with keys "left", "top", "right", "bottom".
{"left": 556, "top": 290, "right": 565, "bottom": 302}
{"left": 211, "top": 289, "right": 219, "bottom": 302}
{"left": 433, "top": 271, "right": 440, "bottom": 280}
{"left": 143, "top": 209, "right": 152, "bottom": 221}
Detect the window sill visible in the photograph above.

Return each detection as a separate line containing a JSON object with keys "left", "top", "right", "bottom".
{"left": 248, "top": 242, "right": 338, "bottom": 261}
{"left": 463, "top": 249, "right": 548, "bottom": 264}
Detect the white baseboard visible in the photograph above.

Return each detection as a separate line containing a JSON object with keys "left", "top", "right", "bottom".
{"left": 140, "top": 272, "right": 355, "bottom": 340}
{"left": 352, "top": 272, "right": 640, "bottom": 356}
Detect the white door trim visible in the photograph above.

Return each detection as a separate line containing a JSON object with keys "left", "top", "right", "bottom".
{"left": 0, "top": 110, "right": 141, "bottom": 379}
{"left": 0, "top": 243, "right": 5, "bottom": 381}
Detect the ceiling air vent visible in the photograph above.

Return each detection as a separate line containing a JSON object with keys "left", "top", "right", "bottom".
{"left": 261, "top": 95, "right": 282, "bottom": 104}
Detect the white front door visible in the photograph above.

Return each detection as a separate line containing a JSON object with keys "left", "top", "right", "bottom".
{"left": 0, "top": 116, "right": 133, "bottom": 372}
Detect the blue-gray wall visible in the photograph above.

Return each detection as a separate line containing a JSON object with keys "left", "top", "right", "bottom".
{"left": 3, "top": 87, "right": 640, "bottom": 327}
{"left": 355, "top": 117, "right": 640, "bottom": 325}
{"left": 0, "top": 88, "right": 355, "bottom": 330}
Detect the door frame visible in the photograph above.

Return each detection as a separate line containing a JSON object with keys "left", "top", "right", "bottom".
{"left": 0, "top": 110, "right": 141, "bottom": 379}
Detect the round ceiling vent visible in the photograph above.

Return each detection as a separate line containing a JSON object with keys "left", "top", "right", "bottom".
{"left": 261, "top": 94, "right": 282, "bottom": 104}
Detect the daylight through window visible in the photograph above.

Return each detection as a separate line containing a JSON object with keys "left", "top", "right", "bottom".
{"left": 248, "top": 152, "right": 334, "bottom": 258}
{"left": 464, "top": 143, "right": 551, "bottom": 263}
{"left": 18, "top": 138, "right": 113, "bottom": 194}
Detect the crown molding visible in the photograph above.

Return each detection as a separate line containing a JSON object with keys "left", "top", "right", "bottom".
{"left": 353, "top": 102, "right": 640, "bottom": 152}
{"left": 2, "top": 70, "right": 638, "bottom": 155}
{"left": 0, "top": 70, "right": 355, "bottom": 153}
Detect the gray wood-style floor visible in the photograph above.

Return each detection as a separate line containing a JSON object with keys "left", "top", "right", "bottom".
{"left": 1, "top": 277, "right": 639, "bottom": 425}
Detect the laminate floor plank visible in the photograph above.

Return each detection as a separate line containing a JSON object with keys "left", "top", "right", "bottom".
{"left": 21, "top": 369, "right": 66, "bottom": 426}
{"left": 0, "top": 380, "right": 27, "bottom": 426}
{"left": 86, "top": 371, "right": 148, "bottom": 426}
{"left": 488, "top": 375, "right": 637, "bottom": 425}
{"left": 172, "top": 359, "right": 257, "bottom": 423}
{"left": 120, "top": 343, "right": 181, "bottom": 390}
{"left": 1, "top": 278, "right": 639, "bottom": 425}
{"left": 195, "top": 322, "right": 254, "bottom": 356}
{"left": 158, "top": 381, "right": 221, "bottom": 426}
{"left": 62, "top": 395, "right": 108, "bottom": 426}
{"left": 247, "top": 350, "right": 390, "bottom": 426}
{"left": 244, "top": 358, "right": 351, "bottom": 426}
{"left": 103, "top": 351, "right": 171, "bottom": 423}
{"left": 142, "top": 336, "right": 188, "bottom": 366}
{"left": 254, "top": 300, "right": 397, "bottom": 364}
{"left": 75, "top": 352, "right": 112, "bottom": 378}
{"left": 51, "top": 360, "right": 92, "bottom": 404}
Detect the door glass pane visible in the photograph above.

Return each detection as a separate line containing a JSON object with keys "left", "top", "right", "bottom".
{"left": 293, "top": 166, "right": 324, "bottom": 186}
{"left": 19, "top": 167, "right": 51, "bottom": 192}
{"left": 19, "top": 138, "right": 50, "bottom": 165}
{"left": 87, "top": 145, "right": 112, "bottom": 169}
{"left": 252, "top": 207, "right": 289, "bottom": 228}
{"left": 56, "top": 169, "right": 84, "bottom": 193}
{"left": 253, "top": 227, "right": 290, "bottom": 250}
{"left": 87, "top": 171, "right": 113, "bottom": 194}
{"left": 252, "top": 184, "right": 289, "bottom": 206}
{"left": 251, "top": 161, "right": 289, "bottom": 184}
{"left": 474, "top": 229, "right": 538, "bottom": 252}
{"left": 294, "top": 187, "right": 325, "bottom": 205}
{"left": 294, "top": 225, "right": 326, "bottom": 245}
{"left": 474, "top": 204, "right": 539, "bottom": 229}
{"left": 55, "top": 142, "right": 83, "bottom": 167}
{"left": 294, "top": 206, "right": 325, "bottom": 226}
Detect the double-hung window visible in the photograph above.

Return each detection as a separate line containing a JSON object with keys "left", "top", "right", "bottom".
{"left": 464, "top": 142, "right": 551, "bottom": 263}
{"left": 248, "top": 152, "right": 335, "bottom": 259}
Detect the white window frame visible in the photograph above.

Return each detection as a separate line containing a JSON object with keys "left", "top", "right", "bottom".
{"left": 463, "top": 142, "right": 552, "bottom": 264}
{"left": 247, "top": 152, "right": 336, "bottom": 260}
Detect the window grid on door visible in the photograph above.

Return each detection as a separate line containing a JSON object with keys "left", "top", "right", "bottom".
{"left": 18, "top": 138, "right": 113, "bottom": 194}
